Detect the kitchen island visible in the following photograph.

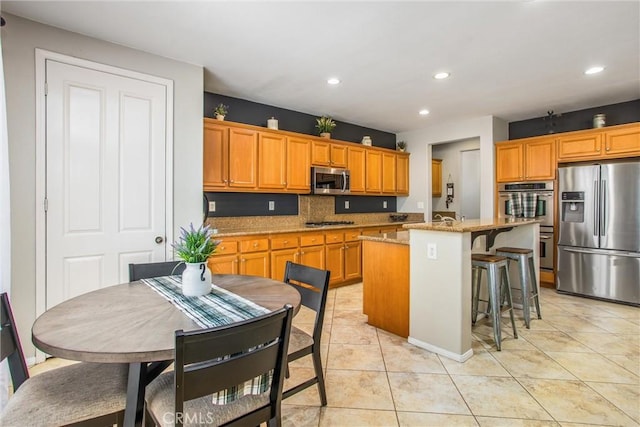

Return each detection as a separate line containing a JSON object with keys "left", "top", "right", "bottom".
{"left": 403, "top": 218, "right": 539, "bottom": 362}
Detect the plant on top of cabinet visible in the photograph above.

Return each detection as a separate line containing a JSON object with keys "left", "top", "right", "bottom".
{"left": 214, "top": 103, "right": 228, "bottom": 120}
{"left": 396, "top": 141, "right": 406, "bottom": 152}
{"left": 315, "top": 116, "right": 336, "bottom": 138}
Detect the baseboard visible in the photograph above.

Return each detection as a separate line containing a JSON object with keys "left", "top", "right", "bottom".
{"left": 407, "top": 336, "right": 474, "bottom": 362}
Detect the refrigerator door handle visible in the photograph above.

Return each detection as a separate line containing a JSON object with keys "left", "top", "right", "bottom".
{"left": 563, "top": 247, "right": 640, "bottom": 258}
{"left": 593, "top": 179, "right": 599, "bottom": 238}
{"left": 600, "top": 180, "right": 606, "bottom": 237}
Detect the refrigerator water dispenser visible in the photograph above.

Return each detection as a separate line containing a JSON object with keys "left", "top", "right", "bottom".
{"left": 561, "top": 191, "right": 584, "bottom": 223}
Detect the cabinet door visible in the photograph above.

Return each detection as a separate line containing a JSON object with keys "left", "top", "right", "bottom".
{"left": 557, "top": 134, "right": 602, "bottom": 161}
{"left": 299, "top": 245, "right": 325, "bottom": 270}
{"left": 432, "top": 159, "right": 442, "bottom": 197}
{"left": 228, "top": 128, "right": 258, "bottom": 188}
{"left": 495, "top": 143, "right": 523, "bottom": 182}
{"left": 208, "top": 254, "right": 238, "bottom": 275}
{"left": 347, "top": 146, "right": 366, "bottom": 193}
{"left": 286, "top": 137, "right": 311, "bottom": 191}
{"left": 524, "top": 138, "right": 556, "bottom": 180}
{"left": 270, "top": 249, "right": 298, "bottom": 280}
{"left": 382, "top": 152, "right": 397, "bottom": 194}
{"left": 311, "top": 140, "right": 331, "bottom": 166}
{"left": 258, "top": 132, "right": 286, "bottom": 189}
{"left": 325, "top": 243, "right": 345, "bottom": 285}
{"left": 344, "top": 241, "right": 362, "bottom": 281}
{"left": 396, "top": 154, "right": 410, "bottom": 195}
{"left": 366, "top": 150, "right": 382, "bottom": 193}
{"left": 604, "top": 125, "right": 640, "bottom": 157}
{"left": 240, "top": 252, "right": 270, "bottom": 278}
{"left": 330, "top": 144, "right": 348, "bottom": 168}
{"left": 203, "top": 121, "right": 229, "bottom": 189}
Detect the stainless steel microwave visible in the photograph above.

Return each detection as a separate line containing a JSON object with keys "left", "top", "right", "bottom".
{"left": 311, "top": 167, "right": 350, "bottom": 195}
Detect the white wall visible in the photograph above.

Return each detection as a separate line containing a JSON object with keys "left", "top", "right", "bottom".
{"left": 396, "top": 116, "right": 508, "bottom": 219}
{"left": 431, "top": 138, "right": 480, "bottom": 214}
{"left": 2, "top": 14, "right": 204, "bottom": 357}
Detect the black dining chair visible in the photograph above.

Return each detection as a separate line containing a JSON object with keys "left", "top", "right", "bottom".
{"left": 144, "top": 304, "right": 293, "bottom": 427}
{"left": 129, "top": 260, "right": 186, "bottom": 281}
{"left": 281, "top": 261, "right": 331, "bottom": 406}
{"left": 0, "top": 292, "right": 129, "bottom": 426}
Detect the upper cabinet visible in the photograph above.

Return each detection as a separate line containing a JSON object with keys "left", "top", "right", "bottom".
{"left": 258, "top": 132, "right": 287, "bottom": 190}
{"left": 365, "top": 150, "right": 382, "bottom": 193}
{"left": 203, "top": 122, "right": 258, "bottom": 190}
{"left": 496, "top": 136, "right": 555, "bottom": 182}
{"left": 431, "top": 158, "right": 442, "bottom": 197}
{"left": 557, "top": 123, "right": 640, "bottom": 161}
{"left": 347, "top": 146, "right": 366, "bottom": 194}
{"left": 382, "top": 152, "right": 397, "bottom": 194}
{"left": 286, "top": 137, "right": 311, "bottom": 191}
{"left": 396, "top": 153, "right": 410, "bottom": 196}
{"left": 311, "top": 140, "right": 347, "bottom": 168}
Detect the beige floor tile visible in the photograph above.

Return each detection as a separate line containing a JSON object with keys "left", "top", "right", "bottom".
{"left": 388, "top": 372, "right": 471, "bottom": 415}
{"left": 551, "top": 302, "right": 616, "bottom": 318}
{"left": 490, "top": 349, "right": 575, "bottom": 380}
{"left": 380, "top": 339, "right": 447, "bottom": 374}
{"left": 282, "top": 404, "right": 321, "bottom": 427}
{"left": 476, "top": 417, "right": 560, "bottom": 426}
{"left": 324, "top": 370, "right": 394, "bottom": 410}
{"left": 541, "top": 315, "right": 609, "bottom": 333}
{"left": 332, "top": 297, "right": 363, "bottom": 311}
{"left": 545, "top": 351, "right": 639, "bottom": 384}
{"left": 330, "top": 323, "right": 379, "bottom": 345}
{"left": 452, "top": 376, "right": 552, "bottom": 420}
{"left": 319, "top": 407, "right": 398, "bottom": 426}
{"left": 293, "top": 305, "right": 319, "bottom": 325}
{"left": 568, "top": 332, "right": 640, "bottom": 356}
{"left": 327, "top": 343, "right": 385, "bottom": 371}
{"left": 28, "top": 357, "right": 77, "bottom": 376}
{"left": 596, "top": 303, "right": 640, "bottom": 320}
{"left": 332, "top": 309, "right": 368, "bottom": 325}
{"left": 288, "top": 343, "right": 329, "bottom": 371}
{"left": 522, "top": 318, "right": 560, "bottom": 332}
{"left": 517, "top": 331, "right": 593, "bottom": 353}
{"left": 283, "top": 366, "right": 325, "bottom": 407}
{"left": 605, "top": 353, "right": 640, "bottom": 376}
{"left": 586, "top": 382, "right": 640, "bottom": 423}
{"left": 585, "top": 316, "right": 640, "bottom": 334}
{"left": 397, "top": 412, "right": 479, "bottom": 426}
{"left": 378, "top": 328, "right": 409, "bottom": 346}
{"left": 518, "top": 378, "right": 637, "bottom": 426}
{"left": 440, "top": 350, "right": 510, "bottom": 377}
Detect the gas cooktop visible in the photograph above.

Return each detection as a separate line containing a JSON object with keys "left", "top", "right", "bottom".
{"left": 304, "top": 221, "right": 355, "bottom": 228}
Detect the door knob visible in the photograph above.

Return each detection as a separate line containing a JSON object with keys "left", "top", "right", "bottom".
{"left": 155, "top": 236, "right": 164, "bottom": 244}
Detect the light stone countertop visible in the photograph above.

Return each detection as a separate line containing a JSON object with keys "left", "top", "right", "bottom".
{"left": 403, "top": 217, "right": 539, "bottom": 233}
{"left": 358, "top": 230, "right": 410, "bottom": 245}
{"left": 213, "top": 221, "right": 421, "bottom": 237}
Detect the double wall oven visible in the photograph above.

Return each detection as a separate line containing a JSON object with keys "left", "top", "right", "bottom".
{"left": 498, "top": 181, "right": 554, "bottom": 272}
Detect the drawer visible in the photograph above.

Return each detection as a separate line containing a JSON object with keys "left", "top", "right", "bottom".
{"left": 240, "top": 237, "right": 269, "bottom": 253}
{"left": 212, "top": 238, "right": 238, "bottom": 256}
{"left": 300, "top": 233, "right": 324, "bottom": 247}
{"left": 344, "top": 230, "right": 361, "bottom": 242}
{"left": 270, "top": 235, "right": 299, "bottom": 250}
{"left": 325, "top": 232, "right": 344, "bottom": 244}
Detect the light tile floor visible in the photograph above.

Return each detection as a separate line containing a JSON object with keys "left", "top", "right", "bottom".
{"left": 30, "top": 284, "right": 639, "bottom": 426}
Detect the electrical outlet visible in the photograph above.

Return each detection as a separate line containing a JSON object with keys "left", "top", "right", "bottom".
{"left": 417, "top": 201, "right": 424, "bottom": 209}
{"left": 208, "top": 201, "right": 216, "bottom": 212}
{"left": 345, "top": 201, "right": 350, "bottom": 209}
{"left": 383, "top": 200, "right": 388, "bottom": 209}
{"left": 427, "top": 243, "right": 437, "bottom": 259}
{"left": 268, "top": 201, "right": 275, "bottom": 211}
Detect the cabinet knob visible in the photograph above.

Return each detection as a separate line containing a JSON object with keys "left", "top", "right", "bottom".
{"left": 253, "top": 243, "right": 259, "bottom": 247}
{"left": 283, "top": 240, "right": 288, "bottom": 244}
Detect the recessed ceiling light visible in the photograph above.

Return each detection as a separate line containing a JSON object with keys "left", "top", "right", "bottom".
{"left": 585, "top": 66, "right": 604, "bottom": 75}
{"left": 327, "top": 77, "right": 341, "bottom": 85}
{"left": 433, "top": 72, "right": 450, "bottom": 80}
{"left": 419, "top": 109, "right": 430, "bottom": 116}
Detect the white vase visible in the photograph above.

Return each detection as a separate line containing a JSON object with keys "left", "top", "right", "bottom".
{"left": 320, "top": 132, "right": 331, "bottom": 139}
{"left": 181, "top": 262, "right": 212, "bottom": 297}
{"left": 216, "top": 114, "right": 225, "bottom": 121}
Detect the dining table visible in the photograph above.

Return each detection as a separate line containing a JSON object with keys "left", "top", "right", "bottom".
{"left": 31, "top": 274, "right": 302, "bottom": 427}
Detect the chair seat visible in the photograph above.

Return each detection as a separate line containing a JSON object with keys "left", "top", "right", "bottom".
{"left": 287, "top": 326, "right": 314, "bottom": 356}
{"left": 495, "top": 247, "right": 533, "bottom": 255}
{"left": 0, "top": 362, "right": 128, "bottom": 426}
{"left": 145, "top": 371, "right": 270, "bottom": 427}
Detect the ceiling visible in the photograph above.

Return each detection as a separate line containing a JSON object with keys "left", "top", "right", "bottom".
{"left": 2, "top": 1, "right": 639, "bottom": 133}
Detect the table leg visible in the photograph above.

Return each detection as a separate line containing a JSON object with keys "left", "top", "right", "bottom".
{"left": 124, "top": 363, "right": 146, "bottom": 427}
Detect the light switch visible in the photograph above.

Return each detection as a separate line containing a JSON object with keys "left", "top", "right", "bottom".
{"left": 383, "top": 200, "right": 388, "bottom": 209}
{"left": 268, "top": 201, "right": 275, "bottom": 211}
{"left": 345, "top": 201, "right": 350, "bottom": 209}
{"left": 417, "top": 201, "right": 424, "bottom": 209}
{"left": 427, "top": 243, "right": 437, "bottom": 259}
{"left": 208, "top": 201, "right": 216, "bottom": 212}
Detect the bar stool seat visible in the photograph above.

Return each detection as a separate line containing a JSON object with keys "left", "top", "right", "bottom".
{"left": 495, "top": 247, "right": 541, "bottom": 329}
{"left": 471, "top": 254, "right": 518, "bottom": 351}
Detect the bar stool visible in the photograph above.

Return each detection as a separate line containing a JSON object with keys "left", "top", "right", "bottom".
{"left": 495, "top": 247, "right": 541, "bottom": 329}
{"left": 471, "top": 254, "right": 518, "bottom": 351}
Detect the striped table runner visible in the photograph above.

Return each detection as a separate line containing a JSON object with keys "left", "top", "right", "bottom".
{"left": 141, "top": 275, "right": 269, "bottom": 328}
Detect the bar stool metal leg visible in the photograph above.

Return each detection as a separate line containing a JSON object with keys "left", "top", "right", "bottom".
{"left": 529, "top": 256, "right": 542, "bottom": 320}
{"left": 501, "top": 264, "right": 518, "bottom": 340}
{"left": 487, "top": 262, "right": 502, "bottom": 350}
{"left": 472, "top": 266, "right": 481, "bottom": 325}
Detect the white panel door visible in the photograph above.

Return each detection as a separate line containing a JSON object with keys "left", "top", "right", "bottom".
{"left": 46, "top": 60, "right": 168, "bottom": 309}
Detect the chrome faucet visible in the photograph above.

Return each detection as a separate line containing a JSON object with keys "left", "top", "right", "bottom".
{"left": 434, "top": 214, "right": 456, "bottom": 222}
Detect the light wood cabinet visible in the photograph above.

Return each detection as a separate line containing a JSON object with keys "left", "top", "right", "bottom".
{"left": 556, "top": 123, "right": 639, "bottom": 162}
{"left": 604, "top": 124, "right": 640, "bottom": 157}
{"left": 208, "top": 237, "right": 239, "bottom": 274}
{"left": 396, "top": 153, "right": 410, "bottom": 195}
{"left": 382, "top": 152, "right": 397, "bottom": 194}
{"left": 299, "top": 244, "right": 325, "bottom": 271}
{"left": 269, "top": 234, "right": 299, "bottom": 280}
{"left": 203, "top": 121, "right": 229, "bottom": 190}
{"left": 311, "top": 140, "right": 348, "bottom": 168}
{"left": 240, "top": 252, "right": 270, "bottom": 277}
{"left": 495, "top": 136, "right": 555, "bottom": 182}
{"left": 286, "top": 137, "right": 311, "bottom": 191}
{"left": 258, "top": 132, "right": 287, "bottom": 190}
{"left": 432, "top": 159, "right": 442, "bottom": 197}
{"left": 228, "top": 127, "right": 259, "bottom": 189}
{"left": 347, "top": 146, "right": 366, "bottom": 193}
{"left": 325, "top": 240, "right": 345, "bottom": 286}
{"left": 366, "top": 150, "right": 382, "bottom": 193}
{"left": 557, "top": 133, "right": 601, "bottom": 161}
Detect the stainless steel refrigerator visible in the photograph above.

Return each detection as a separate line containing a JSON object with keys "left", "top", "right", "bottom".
{"left": 557, "top": 161, "right": 640, "bottom": 305}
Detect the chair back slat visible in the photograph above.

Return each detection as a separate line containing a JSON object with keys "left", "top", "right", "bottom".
{"left": 128, "top": 261, "right": 185, "bottom": 281}
{"left": 0, "top": 293, "right": 30, "bottom": 390}
{"left": 283, "top": 262, "right": 330, "bottom": 341}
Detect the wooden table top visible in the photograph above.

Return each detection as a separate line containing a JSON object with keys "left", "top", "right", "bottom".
{"left": 32, "top": 275, "right": 301, "bottom": 363}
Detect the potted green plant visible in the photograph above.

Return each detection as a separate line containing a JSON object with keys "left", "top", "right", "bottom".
{"left": 172, "top": 223, "right": 220, "bottom": 296}
{"left": 214, "top": 104, "right": 228, "bottom": 121}
{"left": 315, "top": 116, "right": 336, "bottom": 138}
{"left": 396, "top": 141, "right": 407, "bottom": 152}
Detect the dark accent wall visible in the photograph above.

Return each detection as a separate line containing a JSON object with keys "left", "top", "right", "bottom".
{"left": 204, "top": 192, "right": 298, "bottom": 217}
{"left": 335, "top": 196, "right": 397, "bottom": 214}
{"left": 204, "top": 92, "right": 397, "bottom": 149}
{"left": 509, "top": 99, "right": 640, "bottom": 140}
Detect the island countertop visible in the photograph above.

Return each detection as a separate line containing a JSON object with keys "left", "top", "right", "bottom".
{"left": 403, "top": 217, "right": 539, "bottom": 233}
{"left": 358, "top": 230, "right": 409, "bottom": 245}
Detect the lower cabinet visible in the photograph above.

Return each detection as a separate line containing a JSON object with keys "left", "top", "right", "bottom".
{"left": 209, "top": 236, "right": 270, "bottom": 278}
{"left": 208, "top": 254, "right": 238, "bottom": 274}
